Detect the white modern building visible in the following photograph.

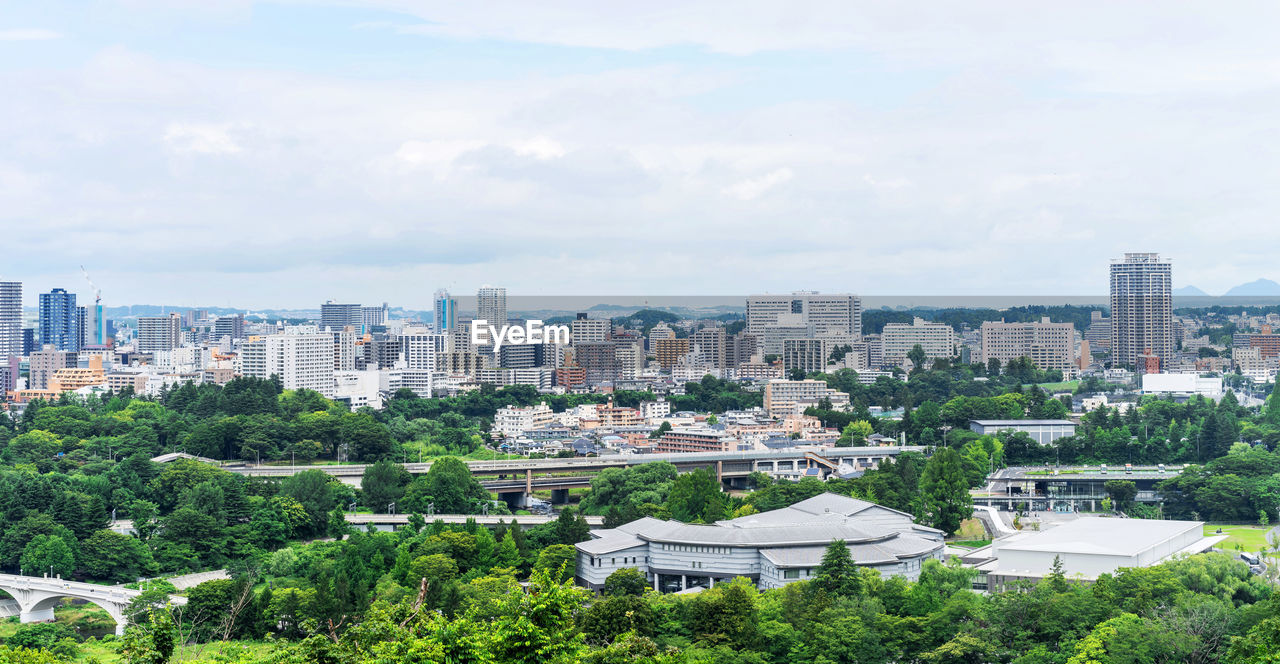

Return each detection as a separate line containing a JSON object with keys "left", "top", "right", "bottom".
{"left": 969, "top": 419, "right": 1077, "bottom": 445}
{"left": 746, "top": 293, "right": 863, "bottom": 338}
{"left": 966, "top": 517, "right": 1222, "bottom": 591}
{"left": 576, "top": 493, "right": 945, "bottom": 593}
{"left": 1141, "top": 373, "right": 1224, "bottom": 400}
{"left": 979, "top": 318, "right": 1075, "bottom": 371}
{"left": 494, "top": 402, "right": 556, "bottom": 438}
{"left": 881, "top": 318, "right": 956, "bottom": 367}
{"left": 237, "top": 330, "right": 335, "bottom": 397}
{"left": 0, "top": 281, "right": 21, "bottom": 361}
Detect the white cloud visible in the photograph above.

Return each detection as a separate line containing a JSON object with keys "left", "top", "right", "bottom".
{"left": 0, "top": 28, "right": 62, "bottom": 40}
{"left": 163, "top": 123, "right": 243, "bottom": 155}
{"left": 722, "top": 168, "right": 793, "bottom": 200}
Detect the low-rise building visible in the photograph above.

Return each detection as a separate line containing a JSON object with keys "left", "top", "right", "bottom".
{"left": 964, "top": 517, "right": 1223, "bottom": 592}
{"left": 969, "top": 419, "right": 1077, "bottom": 445}
{"left": 762, "top": 379, "right": 850, "bottom": 419}
{"left": 576, "top": 493, "right": 945, "bottom": 592}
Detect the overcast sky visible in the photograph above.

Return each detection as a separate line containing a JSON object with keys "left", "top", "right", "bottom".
{"left": 4, "top": 1, "right": 1280, "bottom": 308}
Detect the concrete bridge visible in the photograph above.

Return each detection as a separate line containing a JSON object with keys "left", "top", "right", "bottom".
{"left": 0, "top": 573, "right": 187, "bottom": 635}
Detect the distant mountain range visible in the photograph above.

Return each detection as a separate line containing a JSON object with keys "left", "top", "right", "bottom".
{"left": 1174, "top": 279, "right": 1280, "bottom": 297}
{"left": 1224, "top": 278, "right": 1280, "bottom": 296}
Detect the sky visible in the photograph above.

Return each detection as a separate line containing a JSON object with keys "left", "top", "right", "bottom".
{"left": 4, "top": 1, "right": 1280, "bottom": 309}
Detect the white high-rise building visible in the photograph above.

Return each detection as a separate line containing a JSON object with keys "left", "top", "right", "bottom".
{"left": 0, "top": 281, "right": 21, "bottom": 360}
{"left": 980, "top": 318, "right": 1075, "bottom": 370}
{"left": 477, "top": 286, "right": 507, "bottom": 327}
{"left": 237, "top": 330, "right": 335, "bottom": 396}
{"left": 400, "top": 330, "right": 448, "bottom": 371}
{"left": 1110, "top": 253, "right": 1173, "bottom": 370}
{"left": 746, "top": 292, "right": 863, "bottom": 338}
{"left": 571, "top": 315, "right": 612, "bottom": 344}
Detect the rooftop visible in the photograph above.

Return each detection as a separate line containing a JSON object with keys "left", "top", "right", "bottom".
{"left": 993, "top": 517, "right": 1201, "bottom": 558}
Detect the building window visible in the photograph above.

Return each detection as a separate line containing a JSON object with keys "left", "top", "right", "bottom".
{"left": 783, "top": 570, "right": 799, "bottom": 579}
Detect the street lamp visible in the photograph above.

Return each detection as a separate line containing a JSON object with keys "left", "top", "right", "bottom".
{"left": 387, "top": 502, "right": 396, "bottom": 516}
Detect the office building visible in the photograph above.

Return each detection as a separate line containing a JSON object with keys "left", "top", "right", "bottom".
{"left": 1110, "top": 253, "right": 1173, "bottom": 369}
{"left": 320, "top": 301, "right": 363, "bottom": 331}
{"left": 881, "top": 317, "right": 956, "bottom": 366}
{"left": 979, "top": 318, "right": 1075, "bottom": 371}
{"left": 746, "top": 292, "right": 863, "bottom": 337}
{"left": 762, "top": 379, "right": 850, "bottom": 419}
{"left": 1233, "top": 328, "right": 1280, "bottom": 360}
{"left": 477, "top": 286, "right": 507, "bottom": 326}
{"left": 362, "top": 303, "right": 389, "bottom": 330}
{"left": 137, "top": 314, "right": 183, "bottom": 353}
{"left": 0, "top": 282, "right": 20, "bottom": 361}
{"left": 434, "top": 289, "right": 457, "bottom": 333}
{"left": 213, "top": 314, "right": 246, "bottom": 340}
{"left": 1084, "top": 311, "right": 1111, "bottom": 352}
{"left": 21, "top": 328, "right": 35, "bottom": 356}
{"left": 39, "top": 288, "right": 79, "bottom": 352}
{"left": 493, "top": 402, "right": 556, "bottom": 438}
{"left": 237, "top": 331, "right": 335, "bottom": 396}
{"left": 576, "top": 493, "right": 945, "bottom": 592}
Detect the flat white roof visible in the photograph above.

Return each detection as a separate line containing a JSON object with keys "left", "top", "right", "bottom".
{"left": 994, "top": 517, "right": 1201, "bottom": 557}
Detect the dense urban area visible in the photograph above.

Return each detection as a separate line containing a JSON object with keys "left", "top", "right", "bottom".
{"left": 7, "top": 255, "right": 1280, "bottom": 662}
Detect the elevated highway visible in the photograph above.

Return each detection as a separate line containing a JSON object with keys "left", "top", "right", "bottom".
{"left": 223, "top": 446, "right": 926, "bottom": 493}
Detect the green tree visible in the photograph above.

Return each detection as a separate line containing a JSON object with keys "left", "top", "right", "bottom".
{"left": 813, "top": 539, "right": 861, "bottom": 597}
{"left": 280, "top": 469, "right": 337, "bottom": 536}
{"left": 120, "top": 608, "right": 179, "bottom": 664}
{"left": 604, "top": 567, "right": 650, "bottom": 597}
{"left": 836, "top": 421, "right": 874, "bottom": 447}
{"left": 918, "top": 447, "right": 972, "bottom": 535}
{"left": 406, "top": 456, "right": 490, "bottom": 514}
{"left": 666, "top": 468, "right": 728, "bottom": 523}
{"left": 19, "top": 534, "right": 75, "bottom": 578}
{"left": 534, "top": 544, "right": 577, "bottom": 582}
{"left": 79, "top": 530, "right": 158, "bottom": 582}
{"left": 908, "top": 343, "right": 928, "bottom": 369}
{"left": 360, "top": 459, "right": 412, "bottom": 512}
{"left": 1103, "top": 480, "right": 1138, "bottom": 510}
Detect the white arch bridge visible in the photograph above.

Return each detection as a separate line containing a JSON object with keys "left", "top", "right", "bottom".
{"left": 0, "top": 574, "right": 187, "bottom": 636}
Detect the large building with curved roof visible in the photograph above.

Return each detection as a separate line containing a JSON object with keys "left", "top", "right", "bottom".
{"left": 575, "top": 492, "right": 945, "bottom": 592}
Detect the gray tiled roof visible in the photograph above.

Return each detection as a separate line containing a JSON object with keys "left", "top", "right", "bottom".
{"left": 760, "top": 533, "right": 943, "bottom": 567}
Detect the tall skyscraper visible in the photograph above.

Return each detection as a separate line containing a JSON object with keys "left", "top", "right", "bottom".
{"left": 320, "top": 301, "right": 362, "bottom": 331}
{"left": 39, "top": 288, "right": 79, "bottom": 352}
{"left": 1110, "top": 253, "right": 1173, "bottom": 370}
{"left": 0, "top": 282, "right": 20, "bottom": 361}
{"left": 434, "top": 289, "right": 457, "bottom": 333}
{"left": 477, "top": 286, "right": 507, "bottom": 326}
{"left": 362, "top": 303, "right": 389, "bottom": 330}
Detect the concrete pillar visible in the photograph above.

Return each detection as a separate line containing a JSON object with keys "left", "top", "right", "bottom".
{"left": 709, "top": 577, "right": 715, "bottom": 588}
{"left": 681, "top": 575, "right": 687, "bottom": 590}
{"left": 525, "top": 469, "right": 533, "bottom": 494}
{"left": 715, "top": 460, "right": 723, "bottom": 482}
{"left": 653, "top": 575, "right": 659, "bottom": 591}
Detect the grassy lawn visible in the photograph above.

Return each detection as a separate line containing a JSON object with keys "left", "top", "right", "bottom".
{"left": 953, "top": 518, "right": 989, "bottom": 540}
{"left": 1205, "top": 524, "right": 1274, "bottom": 551}
{"left": 1033, "top": 380, "right": 1080, "bottom": 392}
{"left": 951, "top": 540, "right": 993, "bottom": 549}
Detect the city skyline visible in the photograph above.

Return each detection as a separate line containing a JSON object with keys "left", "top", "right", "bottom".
{"left": 6, "top": 2, "right": 1280, "bottom": 305}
